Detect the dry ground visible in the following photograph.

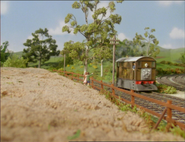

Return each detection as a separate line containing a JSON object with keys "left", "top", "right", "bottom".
{"left": 1, "top": 67, "right": 184, "bottom": 142}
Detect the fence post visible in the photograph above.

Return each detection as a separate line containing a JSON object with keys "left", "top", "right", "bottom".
{"left": 131, "top": 90, "right": 135, "bottom": 109}
{"left": 77, "top": 75, "right": 79, "bottom": 82}
{"left": 167, "top": 100, "right": 172, "bottom": 124}
{"left": 152, "top": 108, "right": 167, "bottom": 131}
{"left": 111, "top": 84, "right": 115, "bottom": 96}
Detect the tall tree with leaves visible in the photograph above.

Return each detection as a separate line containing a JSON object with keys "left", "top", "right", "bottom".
{"left": 133, "top": 27, "right": 160, "bottom": 58}
{"left": 93, "top": 38, "right": 112, "bottom": 76}
{"left": 23, "top": 28, "right": 60, "bottom": 68}
{"left": 180, "top": 53, "right": 185, "bottom": 65}
{"left": 0, "top": 41, "right": 10, "bottom": 63}
{"left": 61, "top": 40, "right": 85, "bottom": 64}
{"left": 62, "top": 0, "right": 123, "bottom": 73}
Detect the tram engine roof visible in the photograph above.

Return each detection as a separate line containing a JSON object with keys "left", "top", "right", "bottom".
{"left": 116, "top": 56, "right": 155, "bottom": 62}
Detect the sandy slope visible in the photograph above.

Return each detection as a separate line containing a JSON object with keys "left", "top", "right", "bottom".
{"left": 1, "top": 67, "right": 184, "bottom": 142}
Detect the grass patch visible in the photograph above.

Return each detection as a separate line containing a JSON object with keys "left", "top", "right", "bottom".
{"left": 156, "top": 47, "right": 185, "bottom": 63}
{"left": 156, "top": 84, "right": 177, "bottom": 94}
{"left": 67, "top": 129, "right": 81, "bottom": 140}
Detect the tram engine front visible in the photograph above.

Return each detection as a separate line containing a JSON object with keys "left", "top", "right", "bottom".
{"left": 141, "top": 68, "right": 152, "bottom": 80}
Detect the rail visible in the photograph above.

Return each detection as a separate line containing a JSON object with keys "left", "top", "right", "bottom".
{"left": 53, "top": 70, "right": 185, "bottom": 130}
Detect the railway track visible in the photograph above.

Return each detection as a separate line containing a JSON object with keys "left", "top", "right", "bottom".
{"left": 90, "top": 81, "right": 185, "bottom": 124}
{"left": 156, "top": 74, "right": 185, "bottom": 91}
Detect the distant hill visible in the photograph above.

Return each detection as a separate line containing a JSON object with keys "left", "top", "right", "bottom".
{"left": 14, "top": 51, "right": 23, "bottom": 57}
{"left": 13, "top": 46, "right": 184, "bottom": 63}
{"left": 156, "top": 47, "right": 185, "bottom": 63}
{"left": 115, "top": 43, "right": 184, "bottom": 63}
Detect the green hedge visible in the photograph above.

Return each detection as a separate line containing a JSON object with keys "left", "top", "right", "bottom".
{"left": 156, "top": 68, "right": 185, "bottom": 75}
{"left": 160, "top": 60, "right": 185, "bottom": 67}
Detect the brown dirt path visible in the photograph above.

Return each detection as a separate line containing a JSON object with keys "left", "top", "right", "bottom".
{"left": 1, "top": 67, "right": 184, "bottom": 142}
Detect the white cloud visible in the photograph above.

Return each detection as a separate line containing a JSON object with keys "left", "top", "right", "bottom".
{"left": 88, "top": 1, "right": 110, "bottom": 21}
{"left": 49, "top": 21, "right": 74, "bottom": 36}
{"left": 161, "top": 44, "right": 173, "bottom": 49}
{"left": 118, "top": 33, "right": 130, "bottom": 41}
{"left": 169, "top": 27, "right": 185, "bottom": 39}
{"left": 1, "top": 1, "right": 9, "bottom": 15}
{"left": 158, "top": 1, "right": 184, "bottom": 7}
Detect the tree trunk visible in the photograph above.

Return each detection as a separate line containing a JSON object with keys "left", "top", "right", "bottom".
{"left": 84, "top": 47, "right": 88, "bottom": 74}
{"left": 101, "top": 59, "right": 103, "bottom": 77}
{"left": 113, "top": 43, "right": 115, "bottom": 85}
{"left": 64, "top": 54, "right": 65, "bottom": 71}
{"left": 147, "top": 38, "right": 151, "bottom": 56}
{"left": 84, "top": 67, "right": 86, "bottom": 75}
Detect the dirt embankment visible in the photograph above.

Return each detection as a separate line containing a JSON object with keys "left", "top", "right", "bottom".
{"left": 1, "top": 67, "right": 184, "bottom": 142}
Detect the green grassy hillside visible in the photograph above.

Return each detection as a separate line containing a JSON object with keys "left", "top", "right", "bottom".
{"left": 13, "top": 47, "right": 184, "bottom": 71}
{"left": 156, "top": 47, "right": 185, "bottom": 63}
{"left": 13, "top": 51, "right": 23, "bottom": 57}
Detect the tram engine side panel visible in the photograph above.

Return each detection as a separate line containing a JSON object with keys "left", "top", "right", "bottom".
{"left": 116, "top": 56, "right": 158, "bottom": 91}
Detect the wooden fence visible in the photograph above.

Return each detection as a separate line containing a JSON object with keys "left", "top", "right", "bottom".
{"left": 53, "top": 70, "right": 185, "bottom": 130}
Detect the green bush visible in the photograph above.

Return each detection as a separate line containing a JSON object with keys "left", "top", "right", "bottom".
{"left": 156, "top": 84, "right": 177, "bottom": 94}
{"left": 156, "top": 67, "right": 185, "bottom": 76}
{"left": 3, "top": 55, "right": 28, "bottom": 68}
{"left": 159, "top": 60, "right": 183, "bottom": 67}
{"left": 0, "top": 61, "right": 3, "bottom": 67}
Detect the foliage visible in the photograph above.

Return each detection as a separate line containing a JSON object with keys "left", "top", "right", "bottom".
{"left": 116, "top": 39, "right": 142, "bottom": 57}
{"left": 3, "top": 54, "right": 28, "bottom": 68}
{"left": 23, "top": 28, "right": 60, "bottom": 68}
{"left": 0, "top": 41, "right": 12, "bottom": 63}
{"left": 156, "top": 84, "right": 177, "bottom": 94}
{"left": 179, "top": 53, "right": 185, "bottom": 65}
{"left": 159, "top": 60, "right": 185, "bottom": 67}
{"left": 170, "top": 124, "right": 185, "bottom": 139}
{"left": 62, "top": 0, "right": 123, "bottom": 72}
{"left": 60, "top": 53, "right": 74, "bottom": 67}
{"left": 61, "top": 41, "right": 86, "bottom": 63}
{"left": 156, "top": 67, "right": 185, "bottom": 76}
{"left": 133, "top": 27, "right": 160, "bottom": 58}
{"left": 0, "top": 61, "right": 3, "bottom": 67}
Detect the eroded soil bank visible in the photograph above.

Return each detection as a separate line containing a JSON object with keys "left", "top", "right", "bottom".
{"left": 1, "top": 67, "right": 184, "bottom": 142}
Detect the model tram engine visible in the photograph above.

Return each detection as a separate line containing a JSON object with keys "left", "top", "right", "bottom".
{"left": 116, "top": 56, "right": 158, "bottom": 91}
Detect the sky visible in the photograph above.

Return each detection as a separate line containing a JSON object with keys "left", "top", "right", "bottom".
{"left": 1, "top": 1, "right": 185, "bottom": 52}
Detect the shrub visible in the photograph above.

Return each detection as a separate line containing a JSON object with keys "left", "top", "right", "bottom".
{"left": 156, "top": 68, "right": 163, "bottom": 75}
{"left": 160, "top": 61, "right": 166, "bottom": 64}
{"left": 0, "top": 61, "right": 3, "bottom": 67}
{"left": 58, "top": 68, "right": 64, "bottom": 71}
{"left": 166, "top": 61, "right": 172, "bottom": 65}
{"left": 93, "top": 65, "right": 97, "bottom": 69}
{"left": 71, "top": 66, "right": 75, "bottom": 69}
{"left": 3, "top": 55, "right": 28, "bottom": 68}
{"left": 174, "top": 63, "right": 179, "bottom": 66}
{"left": 157, "top": 84, "right": 176, "bottom": 94}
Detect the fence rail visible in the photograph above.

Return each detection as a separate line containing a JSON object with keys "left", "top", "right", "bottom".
{"left": 53, "top": 70, "right": 185, "bottom": 130}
